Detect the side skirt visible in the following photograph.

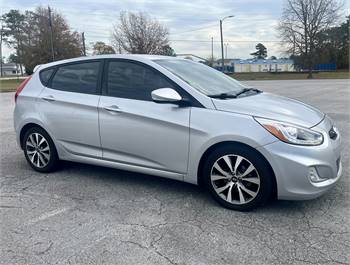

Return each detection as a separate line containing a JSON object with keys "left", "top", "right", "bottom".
{"left": 62, "top": 154, "right": 185, "bottom": 182}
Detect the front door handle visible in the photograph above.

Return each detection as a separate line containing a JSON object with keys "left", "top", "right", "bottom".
{"left": 42, "top": 95, "right": 55, "bottom": 102}
{"left": 103, "top": 105, "right": 122, "bottom": 113}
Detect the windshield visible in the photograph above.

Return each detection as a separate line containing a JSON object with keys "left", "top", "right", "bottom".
{"left": 154, "top": 59, "right": 247, "bottom": 96}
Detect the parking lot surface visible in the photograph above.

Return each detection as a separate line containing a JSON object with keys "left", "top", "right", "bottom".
{"left": 0, "top": 79, "right": 349, "bottom": 265}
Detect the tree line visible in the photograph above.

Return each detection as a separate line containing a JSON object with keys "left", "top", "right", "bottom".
{"left": 245, "top": 0, "right": 348, "bottom": 78}
{"left": 1, "top": 7, "right": 83, "bottom": 75}
{"left": 278, "top": 0, "right": 347, "bottom": 77}
{"left": 0, "top": 8, "right": 175, "bottom": 75}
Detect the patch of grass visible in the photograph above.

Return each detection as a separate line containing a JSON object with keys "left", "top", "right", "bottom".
{"left": 0, "top": 79, "right": 25, "bottom": 92}
{"left": 228, "top": 71, "right": 350, "bottom": 81}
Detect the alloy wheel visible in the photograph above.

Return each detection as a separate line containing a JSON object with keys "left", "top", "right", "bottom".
{"left": 210, "top": 154, "right": 260, "bottom": 205}
{"left": 26, "top": 133, "right": 51, "bottom": 168}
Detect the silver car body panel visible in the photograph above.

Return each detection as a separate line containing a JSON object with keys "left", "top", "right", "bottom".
{"left": 212, "top": 92, "right": 325, "bottom": 128}
{"left": 186, "top": 107, "right": 278, "bottom": 184}
{"left": 99, "top": 96, "right": 190, "bottom": 174}
{"left": 14, "top": 54, "right": 342, "bottom": 200}
{"left": 256, "top": 115, "right": 341, "bottom": 200}
{"left": 38, "top": 87, "right": 102, "bottom": 159}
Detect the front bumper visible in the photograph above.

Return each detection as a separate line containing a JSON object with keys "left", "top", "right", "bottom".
{"left": 257, "top": 116, "right": 342, "bottom": 200}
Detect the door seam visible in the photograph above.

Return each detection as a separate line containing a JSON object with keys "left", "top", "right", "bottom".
{"left": 97, "top": 95, "right": 104, "bottom": 158}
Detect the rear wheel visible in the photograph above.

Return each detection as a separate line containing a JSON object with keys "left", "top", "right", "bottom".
{"left": 203, "top": 145, "right": 273, "bottom": 211}
{"left": 23, "top": 127, "right": 59, "bottom": 172}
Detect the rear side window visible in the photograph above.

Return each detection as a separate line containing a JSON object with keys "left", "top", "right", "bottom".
{"left": 51, "top": 61, "right": 100, "bottom": 94}
{"left": 39, "top": 68, "right": 55, "bottom": 86}
{"left": 106, "top": 61, "right": 175, "bottom": 101}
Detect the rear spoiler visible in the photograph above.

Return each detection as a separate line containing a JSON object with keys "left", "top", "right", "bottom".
{"left": 33, "top": 64, "right": 42, "bottom": 73}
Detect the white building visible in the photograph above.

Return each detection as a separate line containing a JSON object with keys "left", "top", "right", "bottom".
{"left": 212, "top": 59, "right": 238, "bottom": 72}
{"left": 1, "top": 63, "right": 25, "bottom": 76}
{"left": 232, "top": 59, "right": 294, "bottom": 73}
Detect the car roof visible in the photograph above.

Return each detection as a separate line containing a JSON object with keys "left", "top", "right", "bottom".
{"left": 36, "top": 54, "right": 181, "bottom": 72}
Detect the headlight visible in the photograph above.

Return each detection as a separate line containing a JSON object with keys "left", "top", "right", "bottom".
{"left": 254, "top": 117, "right": 324, "bottom": 146}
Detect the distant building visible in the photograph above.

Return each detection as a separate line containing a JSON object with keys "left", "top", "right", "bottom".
{"left": 233, "top": 59, "right": 294, "bottom": 73}
{"left": 213, "top": 59, "right": 237, "bottom": 67}
{"left": 213, "top": 59, "right": 239, "bottom": 73}
{"left": 1, "top": 63, "right": 25, "bottom": 76}
{"left": 213, "top": 58, "right": 294, "bottom": 73}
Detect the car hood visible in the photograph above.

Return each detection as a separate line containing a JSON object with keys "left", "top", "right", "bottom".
{"left": 212, "top": 92, "right": 324, "bottom": 128}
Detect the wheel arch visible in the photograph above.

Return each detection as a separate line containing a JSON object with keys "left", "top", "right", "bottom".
{"left": 19, "top": 123, "right": 51, "bottom": 150}
{"left": 197, "top": 141, "right": 277, "bottom": 199}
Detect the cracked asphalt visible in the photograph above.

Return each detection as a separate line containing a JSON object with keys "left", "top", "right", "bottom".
{"left": 0, "top": 79, "right": 349, "bottom": 265}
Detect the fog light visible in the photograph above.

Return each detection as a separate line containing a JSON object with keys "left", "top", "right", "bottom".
{"left": 308, "top": 167, "right": 327, "bottom": 183}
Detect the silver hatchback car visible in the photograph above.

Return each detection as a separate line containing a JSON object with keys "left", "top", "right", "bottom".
{"left": 14, "top": 55, "right": 342, "bottom": 211}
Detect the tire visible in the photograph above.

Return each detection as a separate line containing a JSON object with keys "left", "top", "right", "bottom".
{"left": 22, "top": 126, "right": 59, "bottom": 173}
{"left": 203, "top": 144, "right": 274, "bottom": 211}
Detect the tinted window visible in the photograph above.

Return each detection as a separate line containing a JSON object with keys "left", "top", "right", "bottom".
{"left": 107, "top": 61, "right": 174, "bottom": 100}
{"left": 51, "top": 62, "right": 100, "bottom": 94}
{"left": 40, "top": 68, "right": 55, "bottom": 86}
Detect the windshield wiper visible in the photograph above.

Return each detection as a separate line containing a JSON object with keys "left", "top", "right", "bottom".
{"left": 234, "top": 88, "right": 262, "bottom": 97}
{"left": 208, "top": 93, "right": 237, "bottom": 99}
{"left": 208, "top": 88, "right": 262, "bottom": 99}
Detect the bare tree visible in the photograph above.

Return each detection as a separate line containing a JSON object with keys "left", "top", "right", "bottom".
{"left": 112, "top": 11, "right": 169, "bottom": 54}
{"left": 278, "top": 0, "right": 343, "bottom": 78}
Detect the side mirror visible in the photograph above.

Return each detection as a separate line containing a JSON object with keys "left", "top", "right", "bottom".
{"left": 151, "top": 88, "right": 183, "bottom": 104}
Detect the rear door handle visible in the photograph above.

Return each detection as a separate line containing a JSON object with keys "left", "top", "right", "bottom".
{"left": 103, "top": 105, "right": 122, "bottom": 113}
{"left": 41, "top": 95, "right": 55, "bottom": 102}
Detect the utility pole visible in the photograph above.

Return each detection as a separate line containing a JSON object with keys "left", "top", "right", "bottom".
{"left": 0, "top": 24, "right": 3, "bottom": 77}
{"left": 211, "top": 37, "right": 213, "bottom": 65}
{"left": 219, "top": 15, "right": 234, "bottom": 73}
{"left": 220, "top": 20, "right": 224, "bottom": 72}
{"left": 48, "top": 6, "right": 55, "bottom": 61}
{"left": 118, "top": 41, "right": 122, "bottom": 54}
{"left": 82, "top": 32, "right": 86, "bottom": 56}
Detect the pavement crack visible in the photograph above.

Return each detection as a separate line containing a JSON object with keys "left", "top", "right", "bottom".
{"left": 0, "top": 205, "right": 21, "bottom": 208}
{"left": 119, "top": 240, "right": 149, "bottom": 250}
{"left": 150, "top": 234, "right": 178, "bottom": 265}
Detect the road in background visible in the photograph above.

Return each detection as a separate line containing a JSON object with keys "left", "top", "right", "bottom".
{"left": 0, "top": 79, "right": 349, "bottom": 265}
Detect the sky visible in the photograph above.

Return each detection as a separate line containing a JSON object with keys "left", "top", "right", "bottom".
{"left": 1, "top": 0, "right": 349, "bottom": 61}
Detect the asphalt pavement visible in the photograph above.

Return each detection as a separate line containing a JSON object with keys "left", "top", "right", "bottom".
{"left": 0, "top": 79, "right": 349, "bottom": 265}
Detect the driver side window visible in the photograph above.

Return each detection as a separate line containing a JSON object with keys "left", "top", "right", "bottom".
{"left": 106, "top": 61, "right": 175, "bottom": 101}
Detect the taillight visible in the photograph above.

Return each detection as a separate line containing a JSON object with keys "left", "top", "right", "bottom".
{"left": 15, "top": 76, "right": 32, "bottom": 103}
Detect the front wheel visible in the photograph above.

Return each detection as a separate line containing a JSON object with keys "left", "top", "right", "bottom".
{"left": 23, "top": 127, "right": 59, "bottom": 173}
{"left": 203, "top": 145, "right": 274, "bottom": 211}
